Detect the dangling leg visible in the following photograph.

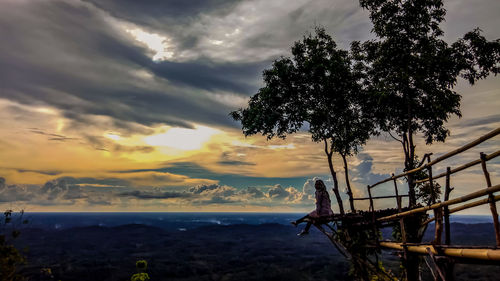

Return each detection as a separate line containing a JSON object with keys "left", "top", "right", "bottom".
{"left": 298, "top": 221, "right": 312, "bottom": 236}
{"left": 291, "top": 214, "right": 309, "bottom": 227}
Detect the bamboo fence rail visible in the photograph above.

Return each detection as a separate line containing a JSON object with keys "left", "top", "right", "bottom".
{"left": 368, "top": 128, "right": 500, "bottom": 190}
{"left": 377, "top": 184, "right": 500, "bottom": 222}
{"left": 379, "top": 242, "right": 500, "bottom": 261}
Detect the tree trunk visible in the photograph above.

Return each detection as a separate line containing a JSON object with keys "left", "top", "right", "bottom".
{"left": 325, "top": 140, "right": 345, "bottom": 215}
{"left": 341, "top": 153, "right": 356, "bottom": 213}
{"left": 407, "top": 130, "right": 417, "bottom": 207}
{"left": 404, "top": 130, "right": 421, "bottom": 281}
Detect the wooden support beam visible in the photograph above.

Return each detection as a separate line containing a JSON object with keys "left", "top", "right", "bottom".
{"left": 370, "top": 128, "right": 500, "bottom": 189}
{"left": 426, "top": 247, "right": 446, "bottom": 281}
{"left": 379, "top": 242, "right": 500, "bottom": 261}
{"left": 480, "top": 152, "right": 500, "bottom": 247}
{"left": 423, "top": 254, "right": 439, "bottom": 281}
{"left": 378, "top": 184, "right": 500, "bottom": 222}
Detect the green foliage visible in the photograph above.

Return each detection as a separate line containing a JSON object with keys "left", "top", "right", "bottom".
{"left": 131, "top": 273, "right": 150, "bottom": 281}
{"left": 230, "top": 26, "right": 375, "bottom": 156}
{"left": 136, "top": 260, "right": 147, "bottom": 271}
{"left": 391, "top": 212, "right": 429, "bottom": 243}
{"left": 131, "top": 260, "right": 149, "bottom": 281}
{"left": 415, "top": 181, "right": 441, "bottom": 206}
{"left": 356, "top": 0, "right": 499, "bottom": 144}
{"left": 409, "top": 156, "right": 441, "bottom": 206}
{"left": 1, "top": 210, "right": 27, "bottom": 281}
{"left": 334, "top": 226, "right": 386, "bottom": 280}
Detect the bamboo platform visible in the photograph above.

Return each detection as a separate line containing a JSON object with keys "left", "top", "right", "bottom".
{"left": 312, "top": 128, "right": 500, "bottom": 279}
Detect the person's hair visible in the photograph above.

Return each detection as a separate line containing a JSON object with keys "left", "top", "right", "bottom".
{"left": 315, "top": 180, "right": 326, "bottom": 191}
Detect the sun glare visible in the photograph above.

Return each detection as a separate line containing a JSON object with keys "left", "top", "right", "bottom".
{"left": 126, "top": 28, "right": 173, "bottom": 61}
{"left": 144, "top": 125, "right": 220, "bottom": 151}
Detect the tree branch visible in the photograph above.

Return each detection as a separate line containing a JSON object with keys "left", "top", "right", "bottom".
{"left": 388, "top": 131, "right": 403, "bottom": 144}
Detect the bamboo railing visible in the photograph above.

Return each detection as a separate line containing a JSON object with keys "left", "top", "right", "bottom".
{"left": 351, "top": 127, "right": 500, "bottom": 264}
{"left": 367, "top": 127, "right": 500, "bottom": 189}
{"left": 379, "top": 242, "right": 500, "bottom": 261}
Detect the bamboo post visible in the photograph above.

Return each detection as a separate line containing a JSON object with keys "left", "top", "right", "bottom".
{"left": 393, "top": 174, "right": 407, "bottom": 243}
{"left": 393, "top": 173, "right": 400, "bottom": 208}
{"left": 427, "top": 157, "right": 442, "bottom": 245}
{"left": 366, "top": 185, "right": 380, "bottom": 248}
{"left": 444, "top": 167, "right": 453, "bottom": 245}
{"left": 367, "top": 185, "right": 374, "bottom": 212}
{"left": 426, "top": 247, "right": 446, "bottom": 281}
{"left": 480, "top": 152, "right": 500, "bottom": 246}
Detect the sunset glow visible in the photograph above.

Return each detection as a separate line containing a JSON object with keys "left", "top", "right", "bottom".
{"left": 0, "top": 0, "right": 498, "bottom": 214}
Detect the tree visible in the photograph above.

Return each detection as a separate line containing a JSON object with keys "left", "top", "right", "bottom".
{"left": 1, "top": 209, "right": 28, "bottom": 281}
{"left": 353, "top": 0, "right": 500, "bottom": 207}
{"left": 131, "top": 260, "right": 150, "bottom": 281}
{"left": 231, "top": 27, "right": 375, "bottom": 215}
{"left": 353, "top": 1, "right": 500, "bottom": 280}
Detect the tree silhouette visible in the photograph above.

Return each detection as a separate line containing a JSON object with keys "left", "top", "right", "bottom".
{"left": 353, "top": 0, "right": 500, "bottom": 280}
{"left": 354, "top": 0, "right": 500, "bottom": 207}
{"left": 231, "top": 27, "right": 375, "bottom": 215}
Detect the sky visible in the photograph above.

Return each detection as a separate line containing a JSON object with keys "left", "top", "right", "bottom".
{"left": 0, "top": 0, "right": 499, "bottom": 213}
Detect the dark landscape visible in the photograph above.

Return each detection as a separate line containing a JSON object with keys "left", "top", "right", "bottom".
{"left": 10, "top": 214, "right": 500, "bottom": 281}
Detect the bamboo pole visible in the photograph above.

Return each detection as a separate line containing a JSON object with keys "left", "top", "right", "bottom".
{"left": 426, "top": 157, "right": 443, "bottom": 245}
{"left": 353, "top": 194, "right": 409, "bottom": 201}
{"left": 393, "top": 174, "right": 407, "bottom": 244}
{"left": 415, "top": 150, "right": 500, "bottom": 184}
{"left": 444, "top": 167, "right": 453, "bottom": 245}
{"left": 393, "top": 174, "right": 400, "bottom": 208}
{"left": 426, "top": 247, "right": 446, "bottom": 281}
{"left": 480, "top": 152, "right": 500, "bottom": 246}
{"left": 378, "top": 184, "right": 500, "bottom": 222}
{"left": 370, "top": 128, "right": 500, "bottom": 189}
{"left": 379, "top": 242, "right": 500, "bottom": 261}
{"left": 367, "top": 185, "right": 374, "bottom": 212}
{"left": 422, "top": 194, "right": 500, "bottom": 226}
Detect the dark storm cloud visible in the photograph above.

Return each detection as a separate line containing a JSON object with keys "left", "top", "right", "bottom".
{"left": 149, "top": 59, "right": 264, "bottom": 95}
{"left": 59, "top": 177, "right": 130, "bottom": 188}
{"left": 118, "top": 190, "right": 191, "bottom": 199}
{"left": 83, "top": 135, "right": 155, "bottom": 153}
{"left": 456, "top": 114, "right": 500, "bottom": 128}
{"left": 17, "top": 169, "right": 62, "bottom": 176}
{"left": 217, "top": 160, "right": 256, "bottom": 166}
{"left": 217, "top": 151, "right": 256, "bottom": 166}
{"left": 1, "top": 0, "right": 498, "bottom": 135}
{"left": 194, "top": 196, "right": 241, "bottom": 205}
{"left": 117, "top": 162, "right": 309, "bottom": 189}
{"left": 83, "top": 0, "right": 243, "bottom": 25}
{"left": 0, "top": 0, "right": 259, "bottom": 132}
{"left": 83, "top": 0, "right": 247, "bottom": 53}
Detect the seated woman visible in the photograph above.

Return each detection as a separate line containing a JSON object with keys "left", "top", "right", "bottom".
{"left": 291, "top": 179, "right": 334, "bottom": 236}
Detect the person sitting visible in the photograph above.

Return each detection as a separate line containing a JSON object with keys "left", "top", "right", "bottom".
{"left": 291, "top": 179, "right": 334, "bottom": 236}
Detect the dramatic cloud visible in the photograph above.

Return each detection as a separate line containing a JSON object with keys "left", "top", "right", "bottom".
{"left": 118, "top": 190, "right": 191, "bottom": 199}
{"left": 0, "top": 0, "right": 498, "bottom": 212}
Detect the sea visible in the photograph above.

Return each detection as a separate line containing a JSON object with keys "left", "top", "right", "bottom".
{"left": 14, "top": 212, "right": 494, "bottom": 231}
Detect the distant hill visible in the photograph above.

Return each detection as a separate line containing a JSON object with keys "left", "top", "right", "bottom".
{"left": 14, "top": 222, "right": 500, "bottom": 281}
